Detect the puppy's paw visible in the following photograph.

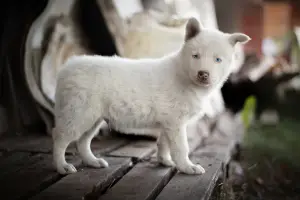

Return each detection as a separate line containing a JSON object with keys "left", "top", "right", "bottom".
{"left": 158, "top": 156, "right": 175, "bottom": 167}
{"left": 86, "top": 158, "right": 109, "bottom": 168}
{"left": 57, "top": 163, "right": 77, "bottom": 175}
{"left": 176, "top": 163, "right": 205, "bottom": 175}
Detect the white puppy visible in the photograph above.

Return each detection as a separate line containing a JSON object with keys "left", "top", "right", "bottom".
{"left": 52, "top": 18, "right": 250, "bottom": 175}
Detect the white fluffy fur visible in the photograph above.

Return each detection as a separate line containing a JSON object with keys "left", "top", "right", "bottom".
{"left": 52, "top": 18, "right": 250, "bottom": 175}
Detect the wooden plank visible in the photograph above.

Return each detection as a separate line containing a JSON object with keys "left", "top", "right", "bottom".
{"left": 0, "top": 134, "right": 129, "bottom": 154}
{"left": 0, "top": 134, "right": 58, "bottom": 153}
{"left": 0, "top": 152, "right": 29, "bottom": 169}
{"left": 91, "top": 136, "right": 130, "bottom": 155}
{"left": 0, "top": 154, "right": 81, "bottom": 200}
{"left": 108, "top": 140, "right": 156, "bottom": 159}
{"left": 0, "top": 152, "right": 45, "bottom": 179}
{"left": 0, "top": 135, "right": 45, "bottom": 152}
{"left": 98, "top": 160, "right": 176, "bottom": 200}
{"left": 155, "top": 152, "right": 223, "bottom": 200}
{"left": 29, "top": 157, "right": 132, "bottom": 200}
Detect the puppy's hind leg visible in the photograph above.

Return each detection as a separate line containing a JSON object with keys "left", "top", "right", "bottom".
{"left": 157, "top": 133, "right": 175, "bottom": 167}
{"left": 77, "top": 119, "right": 109, "bottom": 168}
{"left": 52, "top": 127, "right": 77, "bottom": 174}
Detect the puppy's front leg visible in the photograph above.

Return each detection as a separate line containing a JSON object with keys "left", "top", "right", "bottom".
{"left": 165, "top": 125, "right": 205, "bottom": 175}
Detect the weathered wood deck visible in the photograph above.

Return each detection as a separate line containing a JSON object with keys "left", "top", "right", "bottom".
{"left": 0, "top": 112, "right": 242, "bottom": 200}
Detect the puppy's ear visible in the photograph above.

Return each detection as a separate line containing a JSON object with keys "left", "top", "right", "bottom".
{"left": 185, "top": 18, "right": 203, "bottom": 42}
{"left": 228, "top": 33, "right": 251, "bottom": 46}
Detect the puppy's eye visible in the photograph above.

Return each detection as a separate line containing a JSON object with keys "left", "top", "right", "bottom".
{"left": 215, "top": 57, "right": 222, "bottom": 63}
{"left": 192, "top": 54, "right": 200, "bottom": 59}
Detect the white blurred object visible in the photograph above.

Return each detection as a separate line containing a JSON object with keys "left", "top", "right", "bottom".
{"left": 259, "top": 109, "right": 279, "bottom": 125}
{"left": 294, "top": 27, "right": 300, "bottom": 42}
{"left": 40, "top": 16, "right": 87, "bottom": 103}
{"left": 262, "top": 37, "right": 279, "bottom": 57}
{"left": 31, "top": 0, "right": 76, "bottom": 49}
{"left": 229, "top": 161, "right": 244, "bottom": 177}
{"left": 148, "top": 0, "right": 200, "bottom": 27}
{"left": 231, "top": 43, "right": 245, "bottom": 74}
{"left": 248, "top": 56, "right": 276, "bottom": 82}
{"left": 113, "top": 0, "right": 143, "bottom": 19}
{"left": 277, "top": 75, "right": 300, "bottom": 101}
{"left": 25, "top": 0, "right": 78, "bottom": 116}
{"left": 292, "top": 27, "right": 300, "bottom": 70}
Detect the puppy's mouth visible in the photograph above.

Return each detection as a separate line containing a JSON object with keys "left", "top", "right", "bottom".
{"left": 198, "top": 81, "right": 210, "bottom": 87}
{"left": 196, "top": 77, "right": 211, "bottom": 87}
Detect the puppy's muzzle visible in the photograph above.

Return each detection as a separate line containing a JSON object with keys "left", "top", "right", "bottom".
{"left": 197, "top": 71, "right": 210, "bottom": 85}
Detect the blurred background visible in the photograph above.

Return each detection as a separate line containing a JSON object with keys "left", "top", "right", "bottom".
{"left": 0, "top": 0, "right": 300, "bottom": 199}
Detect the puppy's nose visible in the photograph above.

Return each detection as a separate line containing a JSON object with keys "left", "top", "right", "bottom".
{"left": 197, "top": 71, "right": 209, "bottom": 81}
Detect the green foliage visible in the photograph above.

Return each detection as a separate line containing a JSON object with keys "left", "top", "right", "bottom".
{"left": 241, "top": 95, "right": 257, "bottom": 130}
{"left": 244, "top": 120, "right": 300, "bottom": 168}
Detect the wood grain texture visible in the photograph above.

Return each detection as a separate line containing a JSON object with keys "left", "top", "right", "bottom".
{"left": 0, "top": 154, "right": 74, "bottom": 200}
{"left": 29, "top": 157, "right": 132, "bottom": 200}
{"left": 98, "top": 160, "right": 176, "bottom": 200}
{"left": 0, "top": 152, "right": 44, "bottom": 179}
{"left": 0, "top": 135, "right": 129, "bottom": 154}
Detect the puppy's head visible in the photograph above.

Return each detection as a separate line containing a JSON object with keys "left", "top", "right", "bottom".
{"left": 181, "top": 18, "right": 251, "bottom": 89}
